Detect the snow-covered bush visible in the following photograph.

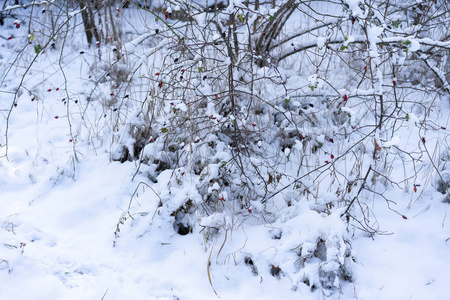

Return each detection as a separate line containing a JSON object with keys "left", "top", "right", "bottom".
{"left": 1, "top": 0, "right": 449, "bottom": 297}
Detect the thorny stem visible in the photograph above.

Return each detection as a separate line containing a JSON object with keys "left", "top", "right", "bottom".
{"left": 341, "top": 165, "right": 372, "bottom": 218}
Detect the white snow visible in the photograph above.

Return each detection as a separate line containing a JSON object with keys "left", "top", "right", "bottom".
{"left": 317, "top": 36, "right": 325, "bottom": 49}
{"left": 383, "top": 136, "right": 401, "bottom": 147}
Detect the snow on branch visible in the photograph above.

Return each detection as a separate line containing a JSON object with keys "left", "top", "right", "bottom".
{"left": 279, "top": 35, "right": 450, "bottom": 62}
{"left": 1, "top": 0, "right": 55, "bottom": 13}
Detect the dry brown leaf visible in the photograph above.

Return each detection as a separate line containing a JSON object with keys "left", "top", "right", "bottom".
{"left": 374, "top": 138, "right": 382, "bottom": 151}
{"left": 267, "top": 173, "right": 273, "bottom": 185}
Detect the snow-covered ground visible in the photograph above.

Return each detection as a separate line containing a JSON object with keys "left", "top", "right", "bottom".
{"left": 2, "top": 155, "right": 450, "bottom": 299}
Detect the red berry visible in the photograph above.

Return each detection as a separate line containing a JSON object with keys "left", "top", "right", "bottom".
{"left": 56, "top": 88, "right": 59, "bottom": 91}
{"left": 97, "top": 41, "right": 101, "bottom": 46}
{"left": 8, "top": 36, "right": 13, "bottom": 40}
{"left": 422, "top": 137, "right": 426, "bottom": 144}
{"left": 343, "top": 95, "right": 348, "bottom": 101}
{"left": 181, "top": 172, "right": 185, "bottom": 176}
{"left": 441, "top": 127, "right": 446, "bottom": 130}
{"left": 402, "top": 215, "right": 408, "bottom": 220}
{"left": 329, "top": 138, "right": 334, "bottom": 143}
{"left": 181, "top": 69, "right": 185, "bottom": 73}
{"left": 29, "top": 42, "right": 32, "bottom": 44}
{"left": 262, "top": 32, "right": 265, "bottom": 36}
{"left": 364, "top": 66, "right": 367, "bottom": 70}
{"left": 352, "top": 125, "right": 356, "bottom": 129}
{"left": 14, "top": 103, "right": 17, "bottom": 107}
{"left": 221, "top": 197, "right": 225, "bottom": 201}
{"left": 117, "top": 9, "right": 120, "bottom": 12}
{"left": 351, "top": 17, "right": 355, "bottom": 24}
{"left": 195, "top": 139, "right": 200, "bottom": 143}
{"left": 215, "top": 94, "right": 218, "bottom": 98}
{"left": 413, "top": 187, "right": 417, "bottom": 193}
{"left": 325, "top": 160, "right": 329, "bottom": 164}
{"left": 47, "top": 89, "right": 52, "bottom": 92}
{"left": 170, "top": 102, "right": 174, "bottom": 105}
{"left": 54, "top": 116, "right": 59, "bottom": 119}
{"left": 300, "top": 134, "right": 304, "bottom": 140}
{"left": 248, "top": 208, "right": 252, "bottom": 213}
{"left": 252, "top": 123, "right": 256, "bottom": 127}
{"left": 69, "top": 139, "right": 73, "bottom": 142}
{"left": 392, "top": 80, "right": 396, "bottom": 86}
{"left": 156, "top": 72, "right": 160, "bottom": 76}
{"left": 330, "top": 154, "right": 335, "bottom": 159}
{"left": 110, "top": 93, "right": 114, "bottom": 96}
{"left": 62, "top": 98, "right": 66, "bottom": 101}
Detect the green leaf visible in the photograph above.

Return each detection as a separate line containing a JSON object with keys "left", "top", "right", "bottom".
{"left": 34, "top": 44, "right": 42, "bottom": 54}
{"left": 198, "top": 67, "right": 203, "bottom": 73}
{"left": 401, "top": 40, "right": 411, "bottom": 46}
{"left": 405, "top": 113, "right": 409, "bottom": 121}
{"left": 392, "top": 20, "right": 399, "bottom": 28}
{"left": 340, "top": 45, "right": 348, "bottom": 51}
{"left": 290, "top": 243, "right": 302, "bottom": 251}
{"left": 161, "top": 127, "right": 168, "bottom": 133}
{"left": 237, "top": 14, "right": 243, "bottom": 22}
{"left": 284, "top": 99, "right": 290, "bottom": 103}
